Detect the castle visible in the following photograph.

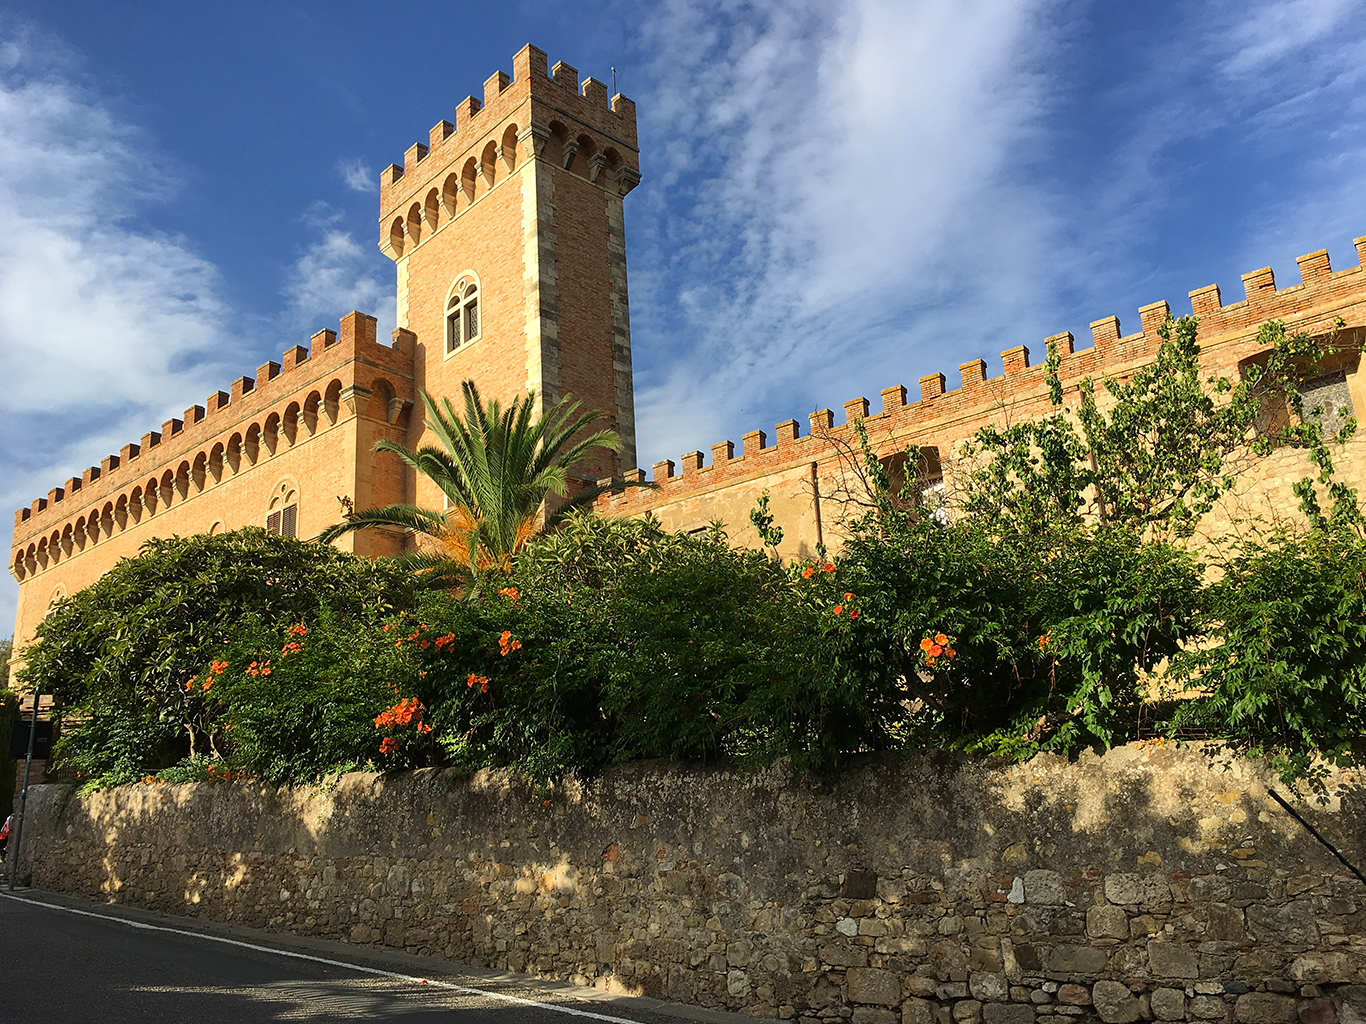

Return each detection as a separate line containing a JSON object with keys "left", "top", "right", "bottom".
{"left": 8, "top": 44, "right": 1366, "bottom": 665}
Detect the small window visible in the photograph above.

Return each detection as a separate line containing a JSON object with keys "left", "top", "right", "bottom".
{"left": 464, "top": 297, "right": 478, "bottom": 339}
{"left": 445, "top": 277, "right": 481, "bottom": 353}
{"left": 877, "top": 448, "right": 943, "bottom": 512}
{"left": 267, "top": 483, "right": 299, "bottom": 538}
{"left": 1302, "top": 371, "right": 1355, "bottom": 437}
{"left": 266, "top": 505, "right": 297, "bottom": 538}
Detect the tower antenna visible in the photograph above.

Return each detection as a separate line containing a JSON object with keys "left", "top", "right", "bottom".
{"left": 612, "top": 66, "right": 617, "bottom": 94}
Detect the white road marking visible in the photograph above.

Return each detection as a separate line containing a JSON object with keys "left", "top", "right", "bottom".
{"left": 0, "top": 890, "right": 642, "bottom": 1023}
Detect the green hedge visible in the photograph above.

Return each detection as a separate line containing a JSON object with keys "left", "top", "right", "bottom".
{"left": 21, "top": 316, "right": 1366, "bottom": 788}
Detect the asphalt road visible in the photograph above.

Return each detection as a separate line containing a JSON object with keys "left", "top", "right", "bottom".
{"left": 0, "top": 890, "right": 699, "bottom": 1024}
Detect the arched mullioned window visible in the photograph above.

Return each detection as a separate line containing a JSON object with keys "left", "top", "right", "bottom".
{"left": 266, "top": 480, "right": 299, "bottom": 539}
{"left": 445, "top": 272, "right": 481, "bottom": 356}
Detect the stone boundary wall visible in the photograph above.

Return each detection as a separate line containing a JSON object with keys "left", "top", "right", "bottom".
{"left": 18, "top": 743, "right": 1366, "bottom": 1024}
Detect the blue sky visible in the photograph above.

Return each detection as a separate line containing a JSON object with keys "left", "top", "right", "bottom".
{"left": 2, "top": 0, "right": 1364, "bottom": 634}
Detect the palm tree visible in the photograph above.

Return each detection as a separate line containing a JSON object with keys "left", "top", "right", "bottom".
{"left": 320, "top": 382, "right": 642, "bottom": 587}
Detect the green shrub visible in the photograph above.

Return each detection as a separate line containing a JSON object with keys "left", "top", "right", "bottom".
{"left": 1171, "top": 527, "right": 1366, "bottom": 783}
{"left": 202, "top": 609, "right": 418, "bottom": 784}
{"left": 589, "top": 531, "right": 815, "bottom": 766}
{"left": 827, "top": 510, "right": 1201, "bottom": 759}
{"left": 401, "top": 516, "right": 831, "bottom": 777}
{"left": 397, "top": 589, "right": 608, "bottom": 780}
{"left": 25, "top": 530, "right": 415, "bottom": 787}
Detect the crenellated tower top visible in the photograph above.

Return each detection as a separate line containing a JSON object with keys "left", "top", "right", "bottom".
{"left": 377, "top": 44, "right": 640, "bottom": 263}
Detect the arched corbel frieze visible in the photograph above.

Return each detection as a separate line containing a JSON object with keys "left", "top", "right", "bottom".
{"left": 519, "top": 123, "right": 550, "bottom": 162}
{"left": 340, "top": 383, "right": 372, "bottom": 416}
{"left": 614, "top": 166, "right": 642, "bottom": 197}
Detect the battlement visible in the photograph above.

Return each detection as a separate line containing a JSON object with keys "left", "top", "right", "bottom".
{"left": 11, "top": 312, "right": 416, "bottom": 548}
{"left": 378, "top": 44, "right": 640, "bottom": 261}
{"left": 601, "top": 234, "right": 1366, "bottom": 513}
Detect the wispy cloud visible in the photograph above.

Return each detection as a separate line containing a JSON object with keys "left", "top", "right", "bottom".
{"left": 627, "top": 0, "right": 1067, "bottom": 468}
{"left": 338, "top": 157, "right": 375, "bottom": 194}
{"left": 622, "top": 0, "right": 1366, "bottom": 474}
{"left": 281, "top": 203, "right": 392, "bottom": 338}
{"left": 1200, "top": 0, "right": 1366, "bottom": 269}
{"left": 0, "top": 24, "right": 237, "bottom": 634}
{"left": 1217, "top": 0, "right": 1357, "bottom": 80}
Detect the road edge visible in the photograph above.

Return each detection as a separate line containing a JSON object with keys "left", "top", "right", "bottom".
{"left": 3, "top": 887, "right": 762, "bottom": 1024}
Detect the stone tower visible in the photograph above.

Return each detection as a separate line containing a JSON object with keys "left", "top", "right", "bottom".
{"left": 377, "top": 44, "right": 641, "bottom": 503}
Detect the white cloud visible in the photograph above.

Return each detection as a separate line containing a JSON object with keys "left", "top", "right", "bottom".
{"left": 627, "top": 0, "right": 1067, "bottom": 468}
{"left": 338, "top": 157, "right": 375, "bottom": 194}
{"left": 0, "top": 42, "right": 230, "bottom": 413}
{"left": 0, "top": 26, "right": 238, "bottom": 638}
{"left": 0, "top": 29, "right": 396, "bottom": 640}
{"left": 622, "top": 0, "right": 1366, "bottom": 476}
{"left": 1202, "top": 0, "right": 1366, "bottom": 275}
{"left": 1218, "top": 0, "right": 1357, "bottom": 79}
{"left": 282, "top": 203, "right": 393, "bottom": 339}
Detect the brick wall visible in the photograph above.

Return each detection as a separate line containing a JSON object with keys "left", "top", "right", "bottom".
{"left": 8, "top": 313, "right": 414, "bottom": 654}
{"left": 16, "top": 743, "right": 1366, "bottom": 1024}
{"left": 598, "top": 242, "right": 1366, "bottom": 557}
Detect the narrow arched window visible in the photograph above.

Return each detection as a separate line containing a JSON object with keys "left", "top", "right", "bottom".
{"left": 445, "top": 275, "right": 480, "bottom": 354}
{"left": 267, "top": 482, "right": 299, "bottom": 538}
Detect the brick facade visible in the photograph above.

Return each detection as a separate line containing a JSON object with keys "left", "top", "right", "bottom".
{"left": 378, "top": 43, "right": 642, "bottom": 504}
{"left": 9, "top": 311, "right": 414, "bottom": 659}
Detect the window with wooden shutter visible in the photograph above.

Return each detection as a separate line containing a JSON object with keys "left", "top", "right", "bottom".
{"left": 281, "top": 504, "right": 297, "bottom": 539}
{"left": 266, "top": 510, "right": 281, "bottom": 535}
{"left": 446, "top": 308, "right": 461, "bottom": 353}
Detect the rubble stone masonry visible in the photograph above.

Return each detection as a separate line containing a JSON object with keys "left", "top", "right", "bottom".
{"left": 18, "top": 743, "right": 1366, "bottom": 1024}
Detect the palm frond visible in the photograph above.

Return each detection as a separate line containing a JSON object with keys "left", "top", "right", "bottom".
{"left": 328, "top": 381, "right": 626, "bottom": 574}
{"left": 384, "top": 551, "right": 472, "bottom": 591}
{"left": 318, "top": 505, "right": 447, "bottom": 544}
